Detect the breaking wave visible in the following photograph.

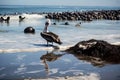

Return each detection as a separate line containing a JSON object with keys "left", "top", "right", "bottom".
{"left": 0, "top": 13, "right": 45, "bottom": 20}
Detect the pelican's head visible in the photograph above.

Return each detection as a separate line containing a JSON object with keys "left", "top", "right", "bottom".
{"left": 43, "top": 19, "right": 51, "bottom": 32}
{"left": 45, "top": 19, "right": 51, "bottom": 26}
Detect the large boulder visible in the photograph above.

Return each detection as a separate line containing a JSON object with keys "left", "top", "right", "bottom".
{"left": 66, "top": 39, "right": 120, "bottom": 63}
{"left": 24, "top": 27, "right": 35, "bottom": 34}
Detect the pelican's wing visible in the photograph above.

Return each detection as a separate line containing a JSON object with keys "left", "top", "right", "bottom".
{"left": 41, "top": 32, "right": 54, "bottom": 42}
{"left": 41, "top": 32, "right": 62, "bottom": 44}
{"left": 48, "top": 32, "right": 59, "bottom": 38}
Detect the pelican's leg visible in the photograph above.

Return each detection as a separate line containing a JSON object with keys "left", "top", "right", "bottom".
{"left": 47, "top": 41, "right": 48, "bottom": 46}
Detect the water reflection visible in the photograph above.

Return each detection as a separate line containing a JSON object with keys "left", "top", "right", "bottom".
{"left": 40, "top": 50, "right": 64, "bottom": 77}
{"left": 40, "top": 49, "right": 106, "bottom": 78}
{"left": 6, "top": 21, "right": 10, "bottom": 26}
{"left": 71, "top": 53, "right": 105, "bottom": 67}
{"left": 0, "top": 21, "right": 10, "bottom": 26}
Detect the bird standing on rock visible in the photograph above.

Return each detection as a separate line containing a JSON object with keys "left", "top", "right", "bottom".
{"left": 40, "top": 19, "right": 62, "bottom": 46}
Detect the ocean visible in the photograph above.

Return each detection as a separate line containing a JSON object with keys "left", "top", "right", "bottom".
{"left": 0, "top": 5, "right": 120, "bottom": 15}
{"left": 0, "top": 5, "right": 120, "bottom": 80}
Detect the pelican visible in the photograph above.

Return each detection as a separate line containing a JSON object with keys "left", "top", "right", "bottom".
{"left": 40, "top": 19, "right": 62, "bottom": 46}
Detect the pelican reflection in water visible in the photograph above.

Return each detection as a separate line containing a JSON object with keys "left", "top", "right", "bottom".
{"left": 40, "top": 50, "right": 64, "bottom": 77}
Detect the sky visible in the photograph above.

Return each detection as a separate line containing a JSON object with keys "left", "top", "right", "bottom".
{"left": 0, "top": 0, "right": 120, "bottom": 6}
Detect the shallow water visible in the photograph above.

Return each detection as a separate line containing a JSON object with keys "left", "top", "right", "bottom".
{"left": 0, "top": 50, "right": 120, "bottom": 80}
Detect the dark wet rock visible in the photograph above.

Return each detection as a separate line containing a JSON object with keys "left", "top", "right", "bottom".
{"left": 19, "top": 16, "right": 25, "bottom": 22}
{"left": 66, "top": 39, "right": 120, "bottom": 63}
{"left": 24, "top": 27, "right": 35, "bottom": 34}
{"left": 4, "top": 16, "right": 10, "bottom": 22}
{"left": 52, "top": 22, "right": 56, "bottom": 25}
{"left": 64, "top": 22, "right": 69, "bottom": 25}
{"left": 0, "top": 17, "right": 4, "bottom": 22}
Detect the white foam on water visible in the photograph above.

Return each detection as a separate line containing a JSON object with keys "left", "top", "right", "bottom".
{"left": 0, "top": 47, "right": 52, "bottom": 53}
{"left": 49, "top": 68, "right": 59, "bottom": 75}
{"left": 26, "top": 70, "right": 44, "bottom": 74}
{"left": 24, "top": 72, "right": 100, "bottom": 80}
{"left": 0, "top": 45, "right": 72, "bottom": 53}
{"left": 22, "top": 13, "right": 45, "bottom": 19}
{"left": 29, "top": 62, "right": 41, "bottom": 66}
{"left": 0, "top": 13, "right": 45, "bottom": 21}
{"left": 14, "top": 63, "right": 27, "bottom": 74}
{"left": 61, "top": 58, "right": 72, "bottom": 63}
{"left": 59, "top": 69, "right": 83, "bottom": 75}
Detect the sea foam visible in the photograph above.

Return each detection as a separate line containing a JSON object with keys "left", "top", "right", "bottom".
{"left": 0, "top": 45, "right": 72, "bottom": 53}
{"left": 23, "top": 73, "right": 100, "bottom": 80}
{"left": 0, "top": 13, "right": 45, "bottom": 20}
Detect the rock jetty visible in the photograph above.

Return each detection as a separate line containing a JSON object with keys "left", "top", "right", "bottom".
{"left": 45, "top": 10, "right": 120, "bottom": 21}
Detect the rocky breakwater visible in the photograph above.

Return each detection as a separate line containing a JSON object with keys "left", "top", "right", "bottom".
{"left": 66, "top": 39, "right": 120, "bottom": 64}
{"left": 45, "top": 10, "right": 120, "bottom": 21}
